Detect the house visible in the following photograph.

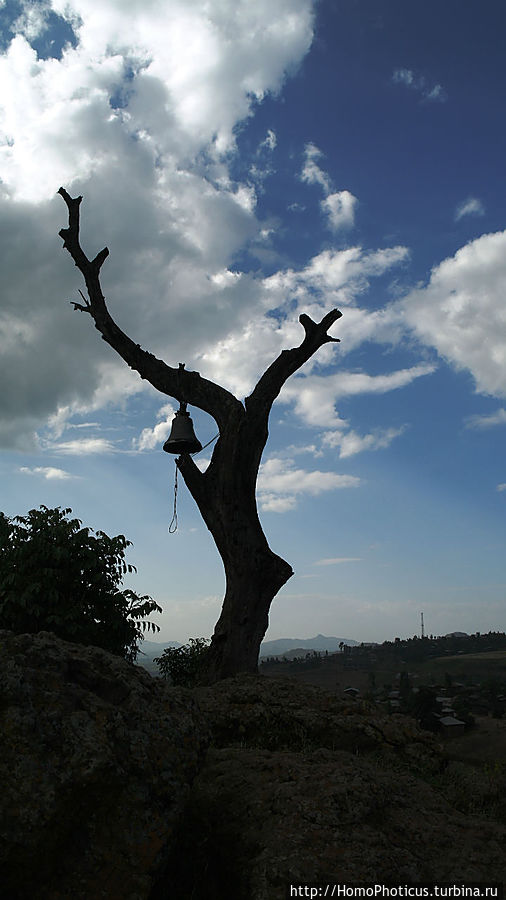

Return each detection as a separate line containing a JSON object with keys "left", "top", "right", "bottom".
{"left": 343, "top": 687, "right": 360, "bottom": 697}
{"left": 438, "top": 715, "right": 466, "bottom": 737}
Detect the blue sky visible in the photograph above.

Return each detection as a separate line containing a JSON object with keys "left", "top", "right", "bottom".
{"left": 1, "top": 0, "right": 505, "bottom": 645}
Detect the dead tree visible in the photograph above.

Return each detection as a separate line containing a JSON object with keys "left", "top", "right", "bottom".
{"left": 58, "top": 188, "right": 342, "bottom": 683}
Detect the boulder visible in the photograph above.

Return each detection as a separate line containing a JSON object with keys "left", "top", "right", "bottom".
{"left": 3, "top": 640, "right": 506, "bottom": 900}
{"left": 0, "top": 630, "right": 208, "bottom": 899}
{"left": 165, "top": 675, "right": 506, "bottom": 899}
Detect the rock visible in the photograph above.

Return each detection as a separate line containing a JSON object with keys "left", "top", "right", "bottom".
{"left": 194, "top": 673, "right": 440, "bottom": 757}
{"left": 3, "top": 643, "right": 506, "bottom": 900}
{"left": 0, "top": 630, "right": 208, "bottom": 900}
{"left": 166, "top": 675, "right": 506, "bottom": 899}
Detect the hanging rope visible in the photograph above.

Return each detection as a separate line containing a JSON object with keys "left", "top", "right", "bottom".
{"left": 167, "top": 432, "right": 219, "bottom": 534}
{"left": 197, "top": 432, "right": 219, "bottom": 453}
{"left": 168, "top": 463, "right": 178, "bottom": 533}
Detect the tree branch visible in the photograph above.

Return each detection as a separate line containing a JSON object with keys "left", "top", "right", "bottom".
{"left": 245, "top": 309, "right": 342, "bottom": 418}
{"left": 58, "top": 188, "right": 242, "bottom": 431}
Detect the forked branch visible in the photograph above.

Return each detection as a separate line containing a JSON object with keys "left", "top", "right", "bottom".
{"left": 58, "top": 188, "right": 241, "bottom": 430}
{"left": 245, "top": 309, "right": 342, "bottom": 418}
{"left": 58, "top": 188, "right": 342, "bottom": 439}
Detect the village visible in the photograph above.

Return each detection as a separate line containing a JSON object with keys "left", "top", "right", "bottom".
{"left": 260, "top": 630, "right": 506, "bottom": 746}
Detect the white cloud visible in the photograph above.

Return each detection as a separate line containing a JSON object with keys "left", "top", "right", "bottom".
{"left": 300, "top": 245, "right": 410, "bottom": 297}
{"left": 19, "top": 465, "right": 75, "bottom": 480}
{"left": 393, "top": 68, "right": 414, "bottom": 87}
{"left": 12, "top": 2, "right": 51, "bottom": 42}
{"left": 301, "top": 142, "right": 358, "bottom": 231}
{"left": 400, "top": 231, "right": 506, "bottom": 397}
{"left": 133, "top": 402, "right": 176, "bottom": 451}
{"left": 209, "top": 242, "right": 412, "bottom": 400}
{"left": 282, "top": 443, "right": 324, "bottom": 458}
{"left": 321, "top": 190, "right": 357, "bottom": 231}
{"left": 465, "top": 408, "right": 506, "bottom": 429}
{"left": 497, "top": 483, "right": 506, "bottom": 492}
{"left": 257, "top": 457, "right": 360, "bottom": 512}
{"left": 0, "top": 0, "right": 315, "bottom": 449}
{"left": 455, "top": 197, "right": 485, "bottom": 221}
{"left": 197, "top": 240, "right": 408, "bottom": 402}
{"left": 323, "top": 425, "right": 407, "bottom": 458}
{"left": 280, "top": 365, "right": 434, "bottom": 428}
{"left": 0, "top": 1, "right": 315, "bottom": 200}
{"left": 49, "top": 437, "right": 116, "bottom": 454}
{"left": 392, "top": 68, "right": 446, "bottom": 103}
{"left": 301, "top": 142, "right": 331, "bottom": 191}
{"left": 259, "top": 128, "right": 277, "bottom": 152}
{"left": 313, "top": 557, "right": 362, "bottom": 566}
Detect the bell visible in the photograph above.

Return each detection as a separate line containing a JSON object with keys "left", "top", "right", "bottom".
{"left": 163, "top": 402, "right": 202, "bottom": 455}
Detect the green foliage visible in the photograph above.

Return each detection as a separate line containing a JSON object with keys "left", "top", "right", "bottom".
{"left": 0, "top": 505, "right": 162, "bottom": 661}
{"left": 155, "top": 638, "right": 210, "bottom": 686}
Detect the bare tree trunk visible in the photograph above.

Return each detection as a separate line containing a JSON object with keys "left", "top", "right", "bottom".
{"left": 176, "top": 411, "right": 293, "bottom": 679}
{"left": 58, "top": 188, "right": 342, "bottom": 682}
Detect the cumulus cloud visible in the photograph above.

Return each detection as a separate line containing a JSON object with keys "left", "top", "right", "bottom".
{"left": 133, "top": 402, "right": 176, "bottom": 451}
{"left": 301, "top": 141, "right": 331, "bottom": 192}
{"left": 392, "top": 68, "right": 446, "bottom": 103}
{"left": 400, "top": 231, "right": 506, "bottom": 397}
{"left": 280, "top": 365, "right": 434, "bottom": 428}
{"left": 323, "top": 425, "right": 407, "bottom": 458}
{"left": 301, "top": 142, "right": 358, "bottom": 231}
{"left": 3, "top": 0, "right": 495, "bottom": 476}
{"left": 455, "top": 197, "right": 485, "bottom": 221}
{"left": 259, "top": 129, "right": 277, "bottom": 152}
{"left": 321, "top": 190, "right": 357, "bottom": 231}
{"left": 197, "top": 241, "right": 411, "bottom": 402}
{"left": 19, "top": 465, "right": 76, "bottom": 480}
{"left": 257, "top": 457, "right": 360, "bottom": 512}
{"left": 0, "top": 0, "right": 315, "bottom": 199}
{"left": 0, "top": 0, "right": 315, "bottom": 449}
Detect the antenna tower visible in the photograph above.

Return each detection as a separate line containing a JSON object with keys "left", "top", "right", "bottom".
{"left": 420, "top": 611, "right": 425, "bottom": 639}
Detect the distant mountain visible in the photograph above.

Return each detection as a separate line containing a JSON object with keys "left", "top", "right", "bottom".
{"left": 259, "top": 634, "right": 359, "bottom": 657}
{"left": 138, "top": 639, "right": 182, "bottom": 661}
{"left": 136, "top": 635, "right": 359, "bottom": 672}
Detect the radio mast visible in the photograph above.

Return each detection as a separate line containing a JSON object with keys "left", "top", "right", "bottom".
{"left": 420, "top": 611, "right": 425, "bottom": 639}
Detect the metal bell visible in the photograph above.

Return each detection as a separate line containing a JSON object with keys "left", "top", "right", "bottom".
{"left": 163, "top": 402, "right": 202, "bottom": 455}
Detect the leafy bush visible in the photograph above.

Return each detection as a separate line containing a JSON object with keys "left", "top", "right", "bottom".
{"left": 155, "top": 638, "right": 210, "bottom": 686}
{"left": 0, "top": 505, "right": 162, "bottom": 661}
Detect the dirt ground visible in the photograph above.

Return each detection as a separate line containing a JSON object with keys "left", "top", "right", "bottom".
{"left": 446, "top": 715, "right": 506, "bottom": 764}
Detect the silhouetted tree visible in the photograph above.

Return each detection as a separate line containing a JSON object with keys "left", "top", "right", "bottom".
{"left": 0, "top": 505, "right": 161, "bottom": 660}
{"left": 58, "top": 189, "right": 342, "bottom": 682}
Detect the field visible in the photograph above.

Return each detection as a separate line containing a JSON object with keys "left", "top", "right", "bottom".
{"left": 414, "top": 649, "right": 506, "bottom": 683}
{"left": 262, "top": 650, "right": 506, "bottom": 765}
{"left": 263, "top": 648, "right": 506, "bottom": 690}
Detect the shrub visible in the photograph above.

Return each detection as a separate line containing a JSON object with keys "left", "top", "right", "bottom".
{"left": 0, "top": 505, "right": 162, "bottom": 661}
{"left": 155, "top": 638, "right": 210, "bottom": 686}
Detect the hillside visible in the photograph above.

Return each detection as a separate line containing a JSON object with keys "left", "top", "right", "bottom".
{"left": 2, "top": 629, "right": 506, "bottom": 899}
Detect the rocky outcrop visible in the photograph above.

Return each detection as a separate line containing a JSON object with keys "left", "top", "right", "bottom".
{"left": 166, "top": 675, "right": 506, "bottom": 899}
{"left": 2, "top": 636, "right": 506, "bottom": 900}
{"left": 0, "top": 630, "right": 208, "bottom": 899}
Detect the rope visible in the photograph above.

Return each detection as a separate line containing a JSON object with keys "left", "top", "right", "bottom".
{"left": 167, "top": 432, "right": 219, "bottom": 534}
{"left": 197, "top": 432, "right": 219, "bottom": 453}
{"left": 168, "top": 463, "right": 178, "bottom": 533}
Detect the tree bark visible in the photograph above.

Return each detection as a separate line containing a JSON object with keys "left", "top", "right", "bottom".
{"left": 58, "top": 188, "right": 342, "bottom": 682}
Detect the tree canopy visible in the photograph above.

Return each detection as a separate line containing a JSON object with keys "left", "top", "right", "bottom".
{"left": 0, "top": 505, "right": 161, "bottom": 661}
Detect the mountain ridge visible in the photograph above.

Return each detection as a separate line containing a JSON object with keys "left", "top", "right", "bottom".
{"left": 139, "top": 634, "right": 359, "bottom": 661}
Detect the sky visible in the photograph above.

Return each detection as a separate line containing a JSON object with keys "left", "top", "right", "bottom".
{"left": 1, "top": 0, "right": 505, "bottom": 646}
